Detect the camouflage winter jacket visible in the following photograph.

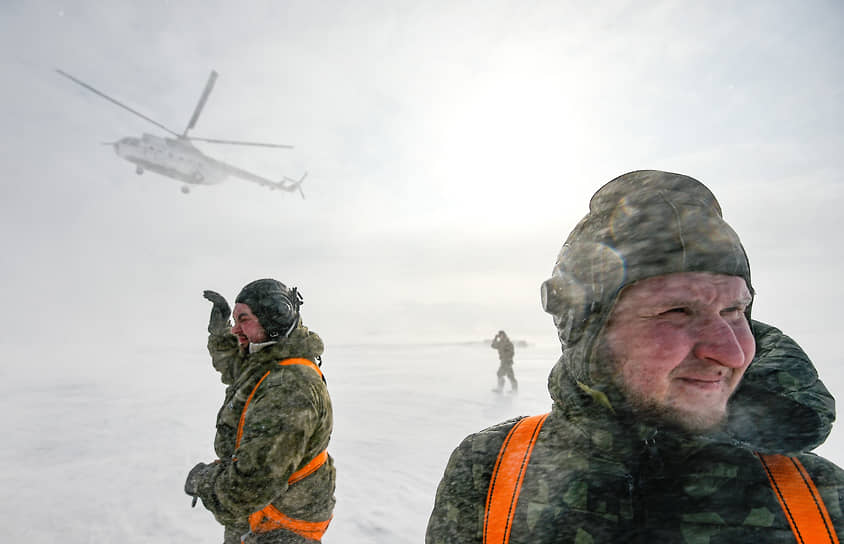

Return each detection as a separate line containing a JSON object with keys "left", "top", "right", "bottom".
{"left": 207, "top": 331, "right": 241, "bottom": 386}
{"left": 194, "top": 326, "right": 335, "bottom": 544}
{"left": 426, "top": 321, "right": 844, "bottom": 543}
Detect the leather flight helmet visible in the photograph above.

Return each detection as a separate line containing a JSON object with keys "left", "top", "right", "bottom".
{"left": 235, "top": 278, "right": 303, "bottom": 339}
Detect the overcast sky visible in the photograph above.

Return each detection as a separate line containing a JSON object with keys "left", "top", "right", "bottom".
{"left": 2, "top": 1, "right": 842, "bottom": 366}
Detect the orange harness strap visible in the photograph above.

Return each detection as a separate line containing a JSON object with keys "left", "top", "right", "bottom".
{"left": 235, "top": 358, "right": 325, "bottom": 449}
{"left": 235, "top": 370, "right": 272, "bottom": 450}
{"left": 233, "top": 358, "right": 331, "bottom": 541}
{"left": 757, "top": 453, "right": 839, "bottom": 544}
{"left": 248, "top": 506, "right": 332, "bottom": 540}
{"left": 289, "top": 449, "right": 329, "bottom": 485}
{"left": 279, "top": 357, "right": 325, "bottom": 381}
{"left": 483, "top": 413, "right": 549, "bottom": 544}
{"left": 484, "top": 421, "right": 840, "bottom": 544}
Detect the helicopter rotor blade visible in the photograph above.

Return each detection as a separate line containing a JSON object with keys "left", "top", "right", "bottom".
{"left": 183, "top": 70, "right": 218, "bottom": 137}
{"left": 187, "top": 136, "right": 294, "bottom": 149}
{"left": 56, "top": 69, "right": 181, "bottom": 137}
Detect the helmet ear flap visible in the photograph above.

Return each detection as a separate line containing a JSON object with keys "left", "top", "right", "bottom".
{"left": 541, "top": 272, "right": 590, "bottom": 345}
{"left": 541, "top": 241, "right": 626, "bottom": 346}
{"left": 266, "top": 287, "right": 303, "bottom": 339}
{"left": 275, "top": 297, "right": 295, "bottom": 322}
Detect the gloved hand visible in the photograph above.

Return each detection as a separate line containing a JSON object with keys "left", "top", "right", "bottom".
{"left": 185, "top": 461, "right": 214, "bottom": 499}
{"left": 203, "top": 290, "right": 232, "bottom": 335}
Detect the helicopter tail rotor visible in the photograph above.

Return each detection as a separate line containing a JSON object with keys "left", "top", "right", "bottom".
{"left": 297, "top": 172, "right": 307, "bottom": 199}
{"left": 287, "top": 171, "right": 307, "bottom": 199}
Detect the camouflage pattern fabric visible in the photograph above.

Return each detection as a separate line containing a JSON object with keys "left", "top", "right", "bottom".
{"left": 207, "top": 322, "right": 325, "bottom": 386}
{"left": 195, "top": 325, "right": 335, "bottom": 544}
{"left": 208, "top": 332, "right": 241, "bottom": 385}
{"left": 540, "top": 171, "right": 753, "bottom": 390}
{"left": 728, "top": 321, "right": 835, "bottom": 453}
{"left": 426, "top": 321, "right": 844, "bottom": 543}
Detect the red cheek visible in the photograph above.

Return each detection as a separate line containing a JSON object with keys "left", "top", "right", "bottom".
{"left": 632, "top": 324, "right": 683, "bottom": 355}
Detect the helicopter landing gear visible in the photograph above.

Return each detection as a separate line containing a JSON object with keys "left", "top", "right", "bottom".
{"left": 136, "top": 166, "right": 144, "bottom": 175}
{"left": 181, "top": 185, "right": 190, "bottom": 194}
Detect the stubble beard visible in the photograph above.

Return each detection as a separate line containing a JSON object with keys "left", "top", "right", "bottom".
{"left": 615, "top": 381, "right": 728, "bottom": 434}
{"left": 593, "top": 339, "right": 729, "bottom": 434}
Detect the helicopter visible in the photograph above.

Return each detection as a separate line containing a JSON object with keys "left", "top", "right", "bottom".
{"left": 56, "top": 69, "right": 306, "bottom": 196}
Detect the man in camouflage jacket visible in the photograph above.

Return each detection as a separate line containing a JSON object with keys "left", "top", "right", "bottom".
{"left": 426, "top": 170, "right": 844, "bottom": 543}
{"left": 187, "top": 279, "right": 335, "bottom": 544}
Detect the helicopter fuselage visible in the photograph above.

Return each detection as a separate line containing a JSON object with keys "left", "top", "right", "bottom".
{"left": 114, "top": 133, "right": 225, "bottom": 185}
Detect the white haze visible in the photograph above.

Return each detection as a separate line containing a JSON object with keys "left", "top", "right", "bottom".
{"left": 1, "top": 1, "right": 843, "bottom": 541}
{"left": 4, "top": 341, "right": 559, "bottom": 542}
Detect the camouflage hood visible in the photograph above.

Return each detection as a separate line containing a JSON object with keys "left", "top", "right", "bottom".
{"left": 726, "top": 321, "right": 834, "bottom": 452}
{"left": 543, "top": 171, "right": 834, "bottom": 453}
{"left": 541, "top": 170, "right": 752, "bottom": 386}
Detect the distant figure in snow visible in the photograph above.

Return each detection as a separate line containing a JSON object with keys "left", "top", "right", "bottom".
{"left": 186, "top": 279, "right": 334, "bottom": 544}
{"left": 491, "top": 330, "right": 518, "bottom": 392}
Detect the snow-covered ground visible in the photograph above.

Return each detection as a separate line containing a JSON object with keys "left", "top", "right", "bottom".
{"left": 2, "top": 340, "right": 555, "bottom": 542}
{"left": 4, "top": 339, "right": 843, "bottom": 542}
